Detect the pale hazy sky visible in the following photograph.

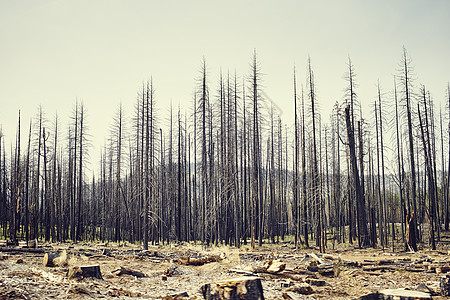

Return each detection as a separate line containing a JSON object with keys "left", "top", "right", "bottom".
{"left": 1, "top": 0, "right": 449, "bottom": 166}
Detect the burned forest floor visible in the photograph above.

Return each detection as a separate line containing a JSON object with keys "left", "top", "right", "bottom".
{"left": 2, "top": 237, "right": 450, "bottom": 299}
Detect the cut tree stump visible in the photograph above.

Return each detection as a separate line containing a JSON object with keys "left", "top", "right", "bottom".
{"left": 27, "top": 239, "right": 37, "bottom": 248}
{"left": 201, "top": 276, "right": 264, "bottom": 300}
{"left": 112, "top": 266, "right": 146, "bottom": 278}
{"left": 359, "top": 288, "right": 431, "bottom": 299}
{"left": 43, "top": 250, "right": 69, "bottom": 267}
{"left": 67, "top": 265, "right": 103, "bottom": 280}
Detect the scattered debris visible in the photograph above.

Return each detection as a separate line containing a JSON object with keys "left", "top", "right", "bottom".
{"left": 286, "top": 283, "right": 314, "bottom": 295}
{"left": 305, "top": 278, "right": 326, "bottom": 286}
{"left": 264, "top": 259, "right": 286, "bottom": 273}
{"left": 66, "top": 284, "right": 92, "bottom": 296}
{"left": 164, "top": 263, "right": 178, "bottom": 276}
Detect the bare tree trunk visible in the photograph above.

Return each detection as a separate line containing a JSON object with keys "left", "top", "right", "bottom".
{"left": 418, "top": 98, "right": 436, "bottom": 250}
{"left": 394, "top": 77, "right": 407, "bottom": 250}
{"left": 401, "top": 47, "right": 418, "bottom": 251}
{"left": 307, "top": 58, "right": 322, "bottom": 252}
{"left": 24, "top": 121, "right": 32, "bottom": 242}
{"left": 377, "top": 84, "right": 388, "bottom": 247}
{"left": 11, "top": 111, "right": 21, "bottom": 242}
{"left": 301, "top": 88, "right": 309, "bottom": 248}
{"left": 345, "top": 106, "right": 369, "bottom": 248}
{"left": 293, "top": 67, "right": 299, "bottom": 247}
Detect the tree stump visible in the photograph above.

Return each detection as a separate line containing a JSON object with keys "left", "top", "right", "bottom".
{"left": 67, "top": 265, "right": 103, "bottom": 280}
{"left": 27, "top": 239, "right": 37, "bottom": 248}
{"left": 43, "top": 250, "right": 69, "bottom": 267}
{"left": 201, "top": 276, "right": 264, "bottom": 300}
{"left": 440, "top": 275, "right": 450, "bottom": 296}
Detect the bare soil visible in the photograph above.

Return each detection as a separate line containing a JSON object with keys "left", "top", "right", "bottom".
{"left": 1, "top": 241, "right": 449, "bottom": 299}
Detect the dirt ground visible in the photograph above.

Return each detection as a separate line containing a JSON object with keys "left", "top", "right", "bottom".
{"left": 1, "top": 241, "right": 449, "bottom": 299}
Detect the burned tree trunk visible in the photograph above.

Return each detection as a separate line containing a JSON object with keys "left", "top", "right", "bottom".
{"left": 344, "top": 106, "right": 369, "bottom": 248}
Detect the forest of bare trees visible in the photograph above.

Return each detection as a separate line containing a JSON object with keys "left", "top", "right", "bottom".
{"left": 1, "top": 48, "right": 450, "bottom": 252}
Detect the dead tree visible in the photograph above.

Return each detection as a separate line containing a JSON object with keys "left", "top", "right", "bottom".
{"left": 399, "top": 47, "right": 418, "bottom": 251}
{"left": 344, "top": 106, "right": 370, "bottom": 248}
{"left": 301, "top": 87, "right": 309, "bottom": 248}
{"left": 307, "top": 58, "right": 323, "bottom": 251}
{"left": 249, "top": 50, "right": 262, "bottom": 248}
{"left": 394, "top": 76, "right": 408, "bottom": 250}
{"left": 293, "top": 67, "right": 300, "bottom": 247}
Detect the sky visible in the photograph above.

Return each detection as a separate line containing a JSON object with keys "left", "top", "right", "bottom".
{"left": 1, "top": 0, "right": 450, "bottom": 168}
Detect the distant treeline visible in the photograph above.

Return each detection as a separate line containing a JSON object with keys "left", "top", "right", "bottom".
{"left": 0, "top": 48, "right": 449, "bottom": 251}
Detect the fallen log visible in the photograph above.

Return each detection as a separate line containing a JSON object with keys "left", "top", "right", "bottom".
{"left": 259, "top": 272, "right": 305, "bottom": 281}
{"left": 359, "top": 288, "right": 431, "bottom": 299}
{"left": 67, "top": 265, "right": 103, "bottom": 280}
{"left": 436, "top": 266, "right": 450, "bottom": 274}
{"left": 305, "top": 278, "right": 326, "bottom": 286}
{"left": 180, "top": 255, "right": 221, "bottom": 266}
{"left": 43, "top": 250, "right": 69, "bottom": 267}
{"left": 228, "top": 268, "right": 257, "bottom": 276}
{"left": 308, "top": 263, "right": 340, "bottom": 277}
{"left": 201, "top": 276, "right": 264, "bottom": 300}
{"left": 112, "top": 266, "right": 146, "bottom": 278}
{"left": 0, "top": 247, "right": 45, "bottom": 254}
{"left": 362, "top": 265, "right": 400, "bottom": 272}
{"left": 363, "top": 264, "right": 427, "bottom": 273}
{"left": 162, "top": 291, "right": 189, "bottom": 299}
{"left": 309, "top": 253, "right": 325, "bottom": 265}
{"left": 286, "top": 283, "right": 314, "bottom": 295}
{"left": 342, "top": 259, "right": 359, "bottom": 267}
